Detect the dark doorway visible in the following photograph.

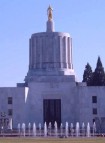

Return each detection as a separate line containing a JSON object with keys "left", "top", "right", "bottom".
{"left": 43, "top": 99, "right": 61, "bottom": 127}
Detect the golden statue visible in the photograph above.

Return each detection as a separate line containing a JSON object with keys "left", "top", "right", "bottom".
{"left": 47, "top": 5, "right": 53, "bottom": 21}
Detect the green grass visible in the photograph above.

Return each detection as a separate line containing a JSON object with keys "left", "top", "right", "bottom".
{"left": 0, "top": 137, "right": 105, "bottom": 143}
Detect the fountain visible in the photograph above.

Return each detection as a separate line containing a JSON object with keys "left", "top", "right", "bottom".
{"left": 17, "top": 123, "right": 21, "bottom": 136}
{"left": 65, "top": 122, "right": 69, "bottom": 137}
{"left": 60, "top": 123, "right": 63, "bottom": 136}
{"left": 86, "top": 122, "right": 90, "bottom": 137}
{"left": 16, "top": 121, "right": 96, "bottom": 138}
{"left": 93, "top": 122, "right": 96, "bottom": 136}
{"left": 44, "top": 122, "right": 47, "bottom": 137}
{"left": 54, "top": 121, "right": 58, "bottom": 137}
{"left": 28, "top": 122, "right": 31, "bottom": 136}
{"left": 76, "top": 122, "right": 80, "bottom": 137}
{"left": 33, "top": 123, "right": 36, "bottom": 137}
{"left": 22, "top": 123, "right": 26, "bottom": 137}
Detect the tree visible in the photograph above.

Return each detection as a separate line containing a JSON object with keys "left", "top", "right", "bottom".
{"left": 93, "top": 56, "right": 105, "bottom": 86}
{"left": 82, "top": 63, "right": 93, "bottom": 86}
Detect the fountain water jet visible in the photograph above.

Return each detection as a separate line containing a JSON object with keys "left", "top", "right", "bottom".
{"left": 44, "top": 122, "right": 47, "bottom": 137}
{"left": 70, "top": 123, "right": 74, "bottom": 137}
{"left": 22, "top": 123, "right": 26, "bottom": 137}
{"left": 60, "top": 123, "right": 63, "bottom": 136}
{"left": 65, "top": 122, "right": 69, "bottom": 137}
{"left": 82, "top": 122, "right": 85, "bottom": 137}
{"left": 33, "top": 123, "right": 36, "bottom": 137}
{"left": 39, "top": 123, "right": 41, "bottom": 136}
{"left": 17, "top": 123, "right": 21, "bottom": 136}
{"left": 93, "top": 122, "right": 96, "bottom": 136}
{"left": 76, "top": 122, "right": 80, "bottom": 137}
{"left": 54, "top": 121, "right": 58, "bottom": 137}
{"left": 28, "top": 122, "right": 31, "bottom": 136}
{"left": 86, "top": 122, "right": 90, "bottom": 137}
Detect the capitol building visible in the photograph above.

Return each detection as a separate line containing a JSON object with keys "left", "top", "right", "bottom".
{"left": 0, "top": 6, "right": 105, "bottom": 132}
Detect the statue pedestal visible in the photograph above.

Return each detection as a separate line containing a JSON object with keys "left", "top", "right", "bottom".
{"left": 46, "top": 20, "right": 55, "bottom": 32}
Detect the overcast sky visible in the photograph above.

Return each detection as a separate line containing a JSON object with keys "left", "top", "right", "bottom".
{"left": 0, "top": 0, "right": 105, "bottom": 86}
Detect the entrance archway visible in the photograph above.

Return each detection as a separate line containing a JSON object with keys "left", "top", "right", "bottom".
{"left": 43, "top": 99, "right": 61, "bottom": 127}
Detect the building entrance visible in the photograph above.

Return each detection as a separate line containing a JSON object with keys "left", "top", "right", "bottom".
{"left": 43, "top": 99, "right": 61, "bottom": 127}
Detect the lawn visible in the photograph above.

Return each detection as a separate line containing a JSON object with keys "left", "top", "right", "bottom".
{"left": 0, "top": 137, "right": 105, "bottom": 143}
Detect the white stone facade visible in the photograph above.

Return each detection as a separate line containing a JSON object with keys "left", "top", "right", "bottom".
{"left": 0, "top": 7, "right": 105, "bottom": 132}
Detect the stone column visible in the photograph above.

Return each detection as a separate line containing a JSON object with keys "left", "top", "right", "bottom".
{"left": 42, "top": 37, "right": 46, "bottom": 68}
{"left": 33, "top": 38, "right": 37, "bottom": 69}
{"left": 65, "top": 36, "right": 68, "bottom": 69}
{"left": 38, "top": 36, "right": 42, "bottom": 69}
{"left": 68, "top": 37, "right": 71, "bottom": 69}
{"left": 40, "top": 37, "right": 43, "bottom": 68}
{"left": 62, "top": 37, "right": 66, "bottom": 68}
{"left": 36, "top": 37, "right": 41, "bottom": 68}
{"left": 59, "top": 36, "right": 63, "bottom": 68}
{"left": 55, "top": 36, "right": 60, "bottom": 68}
{"left": 70, "top": 38, "right": 73, "bottom": 69}
{"left": 30, "top": 38, "right": 35, "bottom": 69}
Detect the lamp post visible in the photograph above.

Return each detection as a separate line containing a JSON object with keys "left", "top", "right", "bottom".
{"left": 0, "top": 112, "right": 6, "bottom": 135}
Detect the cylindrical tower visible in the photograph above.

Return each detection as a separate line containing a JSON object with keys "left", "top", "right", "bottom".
{"left": 29, "top": 32, "right": 73, "bottom": 70}
{"left": 25, "top": 6, "right": 75, "bottom": 82}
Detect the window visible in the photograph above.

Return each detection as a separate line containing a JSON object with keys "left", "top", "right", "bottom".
{"left": 93, "top": 119, "right": 95, "bottom": 123}
{"left": 8, "top": 97, "right": 12, "bottom": 104}
{"left": 92, "top": 96, "right": 97, "bottom": 103}
{"left": 93, "top": 108, "right": 97, "bottom": 115}
{"left": 8, "top": 109, "right": 13, "bottom": 116}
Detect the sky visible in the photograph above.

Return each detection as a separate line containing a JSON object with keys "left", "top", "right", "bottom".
{"left": 0, "top": 0, "right": 105, "bottom": 87}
